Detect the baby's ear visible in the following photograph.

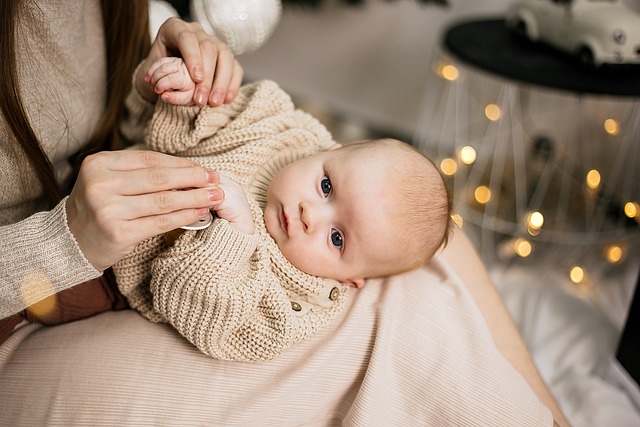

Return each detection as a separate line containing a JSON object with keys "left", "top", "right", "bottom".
{"left": 342, "top": 278, "right": 365, "bottom": 288}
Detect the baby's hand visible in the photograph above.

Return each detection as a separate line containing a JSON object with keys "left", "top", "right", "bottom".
{"left": 147, "top": 57, "right": 196, "bottom": 105}
{"left": 215, "top": 174, "right": 255, "bottom": 235}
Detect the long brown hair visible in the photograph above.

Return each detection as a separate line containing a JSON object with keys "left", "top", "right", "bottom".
{"left": 0, "top": 0, "right": 151, "bottom": 208}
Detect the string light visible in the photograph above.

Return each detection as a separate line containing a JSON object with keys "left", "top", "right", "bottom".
{"left": 514, "top": 238, "right": 532, "bottom": 257}
{"left": 451, "top": 213, "right": 464, "bottom": 228}
{"left": 604, "top": 118, "right": 620, "bottom": 136}
{"left": 484, "top": 104, "right": 501, "bottom": 121}
{"left": 440, "top": 158, "right": 458, "bottom": 176}
{"left": 474, "top": 185, "right": 491, "bottom": 204}
{"left": 457, "top": 146, "right": 476, "bottom": 165}
{"left": 441, "top": 64, "right": 459, "bottom": 81}
{"left": 527, "top": 211, "right": 544, "bottom": 229}
{"left": 433, "top": 61, "right": 460, "bottom": 81}
{"left": 20, "top": 271, "right": 57, "bottom": 318}
{"left": 605, "top": 245, "right": 623, "bottom": 264}
{"left": 624, "top": 201, "right": 639, "bottom": 218}
{"left": 585, "top": 169, "right": 601, "bottom": 190}
{"left": 569, "top": 266, "right": 585, "bottom": 284}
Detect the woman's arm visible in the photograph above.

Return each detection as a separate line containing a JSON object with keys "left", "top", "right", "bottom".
{"left": 439, "top": 228, "right": 571, "bottom": 427}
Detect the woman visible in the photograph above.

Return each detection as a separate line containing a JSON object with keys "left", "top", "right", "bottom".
{"left": 0, "top": 0, "right": 243, "bottom": 331}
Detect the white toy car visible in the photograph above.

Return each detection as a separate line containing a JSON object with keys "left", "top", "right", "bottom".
{"left": 506, "top": 0, "right": 640, "bottom": 68}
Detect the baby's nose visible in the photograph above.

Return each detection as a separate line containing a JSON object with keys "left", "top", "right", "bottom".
{"left": 300, "top": 201, "right": 331, "bottom": 233}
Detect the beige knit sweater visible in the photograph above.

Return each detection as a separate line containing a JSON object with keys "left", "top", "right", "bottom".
{"left": 0, "top": 1, "right": 153, "bottom": 319}
{"left": 113, "top": 81, "right": 351, "bottom": 361}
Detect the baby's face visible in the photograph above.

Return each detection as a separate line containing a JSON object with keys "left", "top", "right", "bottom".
{"left": 264, "top": 145, "right": 401, "bottom": 287}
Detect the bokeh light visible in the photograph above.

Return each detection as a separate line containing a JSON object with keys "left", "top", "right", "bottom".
{"left": 451, "top": 213, "right": 464, "bottom": 228}
{"left": 604, "top": 118, "right": 620, "bottom": 136}
{"left": 605, "top": 245, "right": 623, "bottom": 264}
{"left": 20, "top": 271, "right": 57, "bottom": 318}
{"left": 585, "top": 169, "right": 601, "bottom": 190}
{"left": 527, "top": 211, "right": 544, "bottom": 230}
{"left": 458, "top": 146, "right": 477, "bottom": 165}
{"left": 514, "top": 238, "right": 532, "bottom": 257}
{"left": 569, "top": 266, "right": 585, "bottom": 284}
{"left": 441, "top": 64, "right": 460, "bottom": 81}
{"left": 624, "top": 201, "right": 639, "bottom": 218}
{"left": 484, "top": 104, "right": 501, "bottom": 121}
{"left": 440, "top": 158, "right": 458, "bottom": 176}
{"left": 474, "top": 186, "right": 491, "bottom": 204}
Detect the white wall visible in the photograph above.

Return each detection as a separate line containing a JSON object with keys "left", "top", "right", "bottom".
{"left": 240, "top": 0, "right": 513, "bottom": 137}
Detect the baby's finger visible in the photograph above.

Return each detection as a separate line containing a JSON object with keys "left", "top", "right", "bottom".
{"left": 146, "top": 57, "right": 179, "bottom": 83}
{"left": 153, "top": 72, "right": 189, "bottom": 95}
{"left": 160, "top": 89, "right": 195, "bottom": 106}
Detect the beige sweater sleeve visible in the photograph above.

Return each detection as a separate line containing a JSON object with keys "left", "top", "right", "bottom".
{"left": 0, "top": 198, "right": 100, "bottom": 318}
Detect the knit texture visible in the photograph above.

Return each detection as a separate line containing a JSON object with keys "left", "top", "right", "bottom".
{"left": 113, "top": 80, "right": 350, "bottom": 361}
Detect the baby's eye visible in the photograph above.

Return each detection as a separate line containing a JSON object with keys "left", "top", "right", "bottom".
{"left": 320, "top": 176, "right": 332, "bottom": 197}
{"left": 331, "top": 229, "right": 343, "bottom": 249}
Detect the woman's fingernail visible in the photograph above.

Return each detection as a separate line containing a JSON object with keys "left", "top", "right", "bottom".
{"left": 193, "top": 66, "right": 203, "bottom": 82}
{"left": 196, "top": 88, "right": 208, "bottom": 106}
{"left": 211, "top": 89, "right": 224, "bottom": 106}
{"left": 208, "top": 189, "right": 223, "bottom": 202}
{"left": 206, "top": 169, "right": 219, "bottom": 184}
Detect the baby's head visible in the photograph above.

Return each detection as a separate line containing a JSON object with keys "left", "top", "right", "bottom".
{"left": 264, "top": 138, "right": 452, "bottom": 288}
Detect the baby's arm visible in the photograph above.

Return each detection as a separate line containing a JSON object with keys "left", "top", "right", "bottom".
{"left": 214, "top": 173, "right": 255, "bottom": 235}
{"left": 146, "top": 57, "right": 196, "bottom": 106}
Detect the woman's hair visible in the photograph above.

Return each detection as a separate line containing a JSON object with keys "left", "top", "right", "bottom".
{"left": 0, "top": 0, "right": 150, "bottom": 208}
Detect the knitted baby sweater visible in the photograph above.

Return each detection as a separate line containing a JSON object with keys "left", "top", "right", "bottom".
{"left": 113, "top": 81, "right": 351, "bottom": 361}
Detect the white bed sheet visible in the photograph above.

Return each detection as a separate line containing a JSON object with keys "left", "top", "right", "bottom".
{"left": 491, "top": 265, "right": 640, "bottom": 427}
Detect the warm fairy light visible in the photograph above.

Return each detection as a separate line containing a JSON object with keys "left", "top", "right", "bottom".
{"left": 441, "top": 64, "right": 460, "bottom": 81}
{"left": 20, "top": 271, "right": 57, "bottom": 318}
{"left": 569, "top": 266, "right": 585, "bottom": 284}
{"left": 451, "top": 213, "right": 464, "bottom": 228}
{"left": 484, "top": 104, "right": 501, "bottom": 121}
{"left": 586, "top": 169, "right": 601, "bottom": 190}
{"left": 624, "top": 201, "right": 639, "bottom": 218}
{"left": 606, "top": 245, "right": 623, "bottom": 264}
{"left": 474, "top": 185, "right": 491, "bottom": 204}
{"left": 604, "top": 119, "right": 620, "bottom": 136}
{"left": 433, "top": 61, "right": 460, "bottom": 81}
{"left": 440, "top": 158, "right": 458, "bottom": 176}
{"left": 458, "top": 146, "right": 477, "bottom": 165}
{"left": 514, "top": 238, "right": 532, "bottom": 257}
{"left": 527, "top": 211, "right": 544, "bottom": 230}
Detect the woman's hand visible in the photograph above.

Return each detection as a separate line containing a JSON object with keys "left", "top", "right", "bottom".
{"left": 136, "top": 17, "right": 244, "bottom": 107}
{"left": 66, "top": 150, "right": 224, "bottom": 272}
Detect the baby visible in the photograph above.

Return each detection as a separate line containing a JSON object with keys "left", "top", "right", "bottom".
{"left": 113, "top": 59, "right": 451, "bottom": 362}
